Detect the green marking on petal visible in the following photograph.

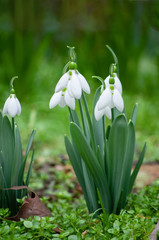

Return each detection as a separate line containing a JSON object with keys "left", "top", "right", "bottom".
{"left": 69, "top": 71, "right": 72, "bottom": 76}
{"left": 109, "top": 77, "right": 115, "bottom": 84}
{"left": 62, "top": 88, "right": 67, "bottom": 92}
{"left": 110, "top": 86, "right": 114, "bottom": 91}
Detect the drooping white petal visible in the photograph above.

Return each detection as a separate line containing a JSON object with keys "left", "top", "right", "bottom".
{"left": 113, "top": 89, "right": 124, "bottom": 112}
{"left": 7, "top": 97, "right": 18, "bottom": 118}
{"left": 69, "top": 73, "right": 82, "bottom": 99}
{"left": 58, "top": 95, "right": 66, "bottom": 108}
{"left": 55, "top": 72, "right": 69, "bottom": 92}
{"left": 64, "top": 90, "right": 75, "bottom": 110}
{"left": 77, "top": 71, "right": 90, "bottom": 94}
{"left": 15, "top": 98, "right": 21, "bottom": 116}
{"left": 104, "top": 106, "right": 111, "bottom": 119}
{"left": 2, "top": 97, "right": 10, "bottom": 115}
{"left": 114, "top": 74, "right": 122, "bottom": 94}
{"left": 97, "top": 88, "right": 112, "bottom": 110}
{"left": 105, "top": 74, "right": 122, "bottom": 94}
{"left": 107, "top": 93, "right": 114, "bottom": 108}
{"left": 49, "top": 91, "right": 62, "bottom": 109}
{"left": 67, "top": 80, "right": 74, "bottom": 97}
{"left": 94, "top": 102, "right": 106, "bottom": 121}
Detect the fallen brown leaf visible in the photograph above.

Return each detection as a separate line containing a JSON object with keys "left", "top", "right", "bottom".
{"left": 3, "top": 186, "right": 61, "bottom": 233}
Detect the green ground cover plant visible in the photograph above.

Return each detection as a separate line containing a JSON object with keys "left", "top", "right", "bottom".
{"left": 0, "top": 181, "right": 158, "bottom": 240}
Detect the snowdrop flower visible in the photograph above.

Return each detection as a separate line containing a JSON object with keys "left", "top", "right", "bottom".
{"left": 94, "top": 74, "right": 124, "bottom": 121}
{"left": 55, "top": 63, "right": 90, "bottom": 98}
{"left": 49, "top": 89, "right": 75, "bottom": 110}
{"left": 49, "top": 61, "right": 90, "bottom": 110}
{"left": 105, "top": 73, "right": 122, "bottom": 94}
{"left": 3, "top": 91, "right": 21, "bottom": 118}
{"left": 94, "top": 100, "right": 111, "bottom": 120}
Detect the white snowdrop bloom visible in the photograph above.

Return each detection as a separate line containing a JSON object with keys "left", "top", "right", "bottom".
{"left": 55, "top": 72, "right": 69, "bottom": 93}
{"left": 105, "top": 73, "right": 122, "bottom": 94}
{"left": 3, "top": 94, "right": 21, "bottom": 118}
{"left": 97, "top": 87, "right": 124, "bottom": 113}
{"left": 94, "top": 101, "right": 111, "bottom": 121}
{"left": 55, "top": 68, "right": 90, "bottom": 99}
{"left": 76, "top": 71, "right": 90, "bottom": 94}
{"left": 94, "top": 73, "right": 124, "bottom": 120}
{"left": 67, "top": 70, "right": 82, "bottom": 99}
{"left": 68, "top": 70, "right": 90, "bottom": 99}
{"left": 49, "top": 89, "right": 75, "bottom": 110}
{"left": 50, "top": 61, "right": 90, "bottom": 110}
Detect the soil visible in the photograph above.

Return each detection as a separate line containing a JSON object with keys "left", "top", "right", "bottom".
{"left": 133, "top": 161, "right": 159, "bottom": 189}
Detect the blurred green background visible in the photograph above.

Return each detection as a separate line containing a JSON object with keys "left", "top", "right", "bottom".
{"left": 0, "top": 0, "right": 159, "bottom": 162}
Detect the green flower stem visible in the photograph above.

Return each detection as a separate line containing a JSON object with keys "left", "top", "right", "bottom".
{"left": 111, "top": 108, "right": 114, "bottom": 123}
{"left": 68, "top": 107, "right": 74, "bottom": 122}
{"left": 82, "top": 94, "right": 96, "bottom": 152}
{"left": 106, "top": 45, "right": 119, "bottom": 76}
{"left": 12, "top": 118, "right": 15, "bottom": 135}
{"left": 92, "top": 76, "right": 105, "bottom": 90}
{"left": 10, "top": 76, "right": 18, "bottom": 89}
{"left": 78, "top": 99, "right": 87, "bottom": 136}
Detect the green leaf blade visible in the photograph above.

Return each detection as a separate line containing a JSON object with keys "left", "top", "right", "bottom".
{"left": 128, "top": 143, "right": 146, "bottom": 194}
{"left": 131, "top": 103, "right": 138, "bottom": 126}
{"left": 107, "top": 114, "right": 128, "bottom": 212}
{"left": 70, "top": 122, "right": 111, "bottom": 213}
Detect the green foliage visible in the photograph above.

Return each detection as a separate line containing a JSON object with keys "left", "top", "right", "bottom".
{"left": 0, "top": 112, "right": 35, "bottom": 215}
{"left": 0, "top": 182, "right": 158, "bottom": 239}
{"left": 65, "top": 89, "right": 146, "bottom": 215}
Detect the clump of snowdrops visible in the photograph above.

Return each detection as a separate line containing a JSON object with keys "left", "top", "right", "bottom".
{"left": 0, "top": 77, "right": 35, "bottom": 215}
{"left": 49, "top": 46, "right": 146, "bottom": 216}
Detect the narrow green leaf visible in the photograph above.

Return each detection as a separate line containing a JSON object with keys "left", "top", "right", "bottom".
{"left": 69, "top": 108, "right": 81, "bottom": 128}
{"left": 0, "top": 112, "right": 3, "bottom": 151}
{"left": 106, "top": 125, "right": 111, "bottom": 140}
{"left": 131, "top": 103, "right": 138, "bottom": 126}
{"left": 106, "top": 45, "right": 118, "bottom": 65}
{"left": 128, "top": 143, "right": 146, "bottom": 193}
{"left": 81, "top": 160, "right": 99, "bottom": 213}
{"left": 1, "top": 116, "right": 14, "bottom": 186}
{"left": 0, "top": 151, "right": 4, "bottom": 169}
{"left": 0, "top": 167, "right": 10, "bottom": 209}
{"left": 82, "top": 94, "right": 96, "bottom": 151}
{"left": 11, "top": 124, "right": 23, "bottom": 186}
{"left": 65, "top": 136, "right": 99, "bottom": 213}
{"left": 92, "top": 87, "right": 104, "bottom": 153}
{"left": 0, "top": 166, "right": 4, "bottom": 189}
{"left": 96, "top": 145, "right": 104, "bottom": 169}
{"left": 65, "top": 136, "right": 84, "bottom": 186}
{"left": 70, "top": 122, "right": 103, "bottom": 183}
{"left": 107, "top": 114, "right": 128, "bottom": 212}
{"left": 78, "top": 99, "right": 90, "bottom": 140}
{"left": 25, "top": 150, "right": 34, "bottom": 187}
{"left": 70, "top": 122, "right": 111, "bottom": 213}
{"left": 19, "top": 130, "right": 35, "bottom": 184}
{"left": 119, "top": 120, "right": 135, "bottom": 209}
{"left": 24, "top": 130, "right": 36, "bottom": 159}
